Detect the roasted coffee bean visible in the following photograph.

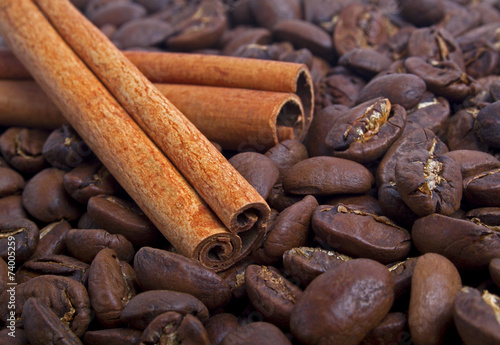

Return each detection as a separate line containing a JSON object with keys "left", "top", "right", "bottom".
{"left": 220, "top": 321, "right": 291, "bottom": 345}
{"left": 15, "top": 275, "right": 91, "bottom": 337}
{"left": 266, "top": 183, "right": 305, "bottom": 212}
{"left": 83, "top": 328, "right": 143, "bottom": 345}
{"left": 395, "top": 148, "right": 463, "bottom": 216}
{"left": 0, "top": 195, "right": 29, "bottom": 218}
{"left": 141, "top": 311, "right": 210, "bottom": 345}
{"left": 453, "top": 287, "right": 500, "bottom": 345}
{"left": 356, "top": 74, "right": 426, "bottom": 110}
{"left": 290, "top": 259, "right": 394, "bottom": 345}
{"left": 324, "top": 193, "right": 383, "bottom": 215}
{"left": 475, "top": 101, "right": 500, "bottom": 149}
{"left": 84, "top": 0, "right": 131, "bottom": 18}
{"left": 312, "top": 204, "right": 411, "bottom": 264}
{"left": 120, "top": 290, "right": 209, "bottom": 330}
{"left": 360, "top": 312, "right": 409, "bottom": 345}
{"left": 31, "top": 220, "right": 71, "bottom": 259}
{"left": 0, "top": 127, "right": 50, "bottom": 175}
{"left": 465, "top": 207, "right": 500, "bottom": 226}
{"left": 89, "top": 2, "right": 146, "bottom": 28}
{"left": 283, "top": 156, "right": 374, "bottom": 196}
{"left": 324, "top": 98, "right": 407, "bottom": 163}
{"left": 264, "top": 139, "right": 308, "bottom": 177}
{"left": 404, "top": 93, "right": 450, "bottom": 136}
{"left": 222, "top": 27, "right": 272, "bottom": 56}
{"left": 445, "top": 107, "right": 488, "bottom": 152}
{"left": 22, "top": 297, "right": 83, "bottom": 345}
{"left": 204, "top": 313, "right": 240, "bottom": 345}
{"left": 388, "top": 257, "right": 418, "bottom": 300}
{"left": 16, "top": 255, "right": 89, "bottom": 285}
{"left": 112, "top": 18, "right": 173, "bottom": 49}
{"left": 66, "top": 229, "right": 134, "bottom": 263}
{"left": 338, "top": 48, "right": 392, "bottom": 79}
{"left": 62, "top": 161, "right": 120, "bottom": 204}
{"left": 463, "top": 168, "right": 500, "bottom": 207}
{"left": 42, "top": 124, "right": 93, "bottom": 171}
{"left": 245, "top": 265, "right": 302, "bottom": 329}
{"left": 88, "top": 248, "right": 138, "bottom": 328}
{"left": 134, "top": 0, "right": 168, "bottom": 12}
{"left": 409, "top": 253, "right": 461, "bottom": 345}
{"left": 134, "top": 247, "right": 231, "bottom": 310}
{"left": 0, "top": 328, "right": 29, "bottom": 345}
{"left": 0, "top": 167, "right": 24, "bottom": 197}
{"left": 248, "top": 0, "right": 301, "bottom": 30}
{"left": 22, "top": 168, "right": 83, "bottom": 222}
{"left": 77, "top": 212, "right": 100, "bottom": 229}
{"left": 283, "top": 247, "right": 351, "bottom": 287}
{"left": 400, "top": 0, "right": 445, "bottom": 26}
{"left": 489, "top": 258, "right": 500, "bottom": 288}
{"left": 413, "top": 213, "right": 500, "bottom": 270}
{"left": 229, "top": 152, "right": 280, "bottom": 199}
{"left": 315, "top": 71, "right": 365, "bottom": 109}
{"left": 0, "top": 216, "right": 39, "bottom": 264}
{"left": 443, "top": 150, "right": 500, "bottom": 178}
{"left": 87, "top": 195, "right": 165, "bottom": 248}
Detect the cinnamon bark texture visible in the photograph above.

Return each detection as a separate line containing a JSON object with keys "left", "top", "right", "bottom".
{"left": 0, "top": 80, "right": 303, "bottom": 151}
{"left": 0, "top": 0, "right": 260, "bottom": 271}
{"left": 0, "top": 48, "right": 314, "bottom": 141}
{"left": 32, "top": 0, "right": 270, "bottom": 245}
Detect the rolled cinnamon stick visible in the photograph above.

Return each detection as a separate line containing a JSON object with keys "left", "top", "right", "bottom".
{"left": 0, "top": 80, "right": 303, "bottom": 151}
{"left": 0, "top": 0, "right": 247, "bottom": 271}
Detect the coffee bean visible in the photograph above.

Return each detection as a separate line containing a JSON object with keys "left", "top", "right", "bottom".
{"left": 316, "top": 69, "right": 366, "bottom": 109}
{"left": 465, "top": 207, "right": 500, "bottom": 226}
{"left": 0, "top": 216, "right": 39, "bottom": 264}
{"left": 290, "top": 259, "right": 394, "bottom": 345}
{"left": 0, "top": 195, "right": 29, "bottom": 218}
{"left": 443, "top": 150, "right": 500, "bottom": 178}
{"left": 222, "top": 27, "right": 272, "bottom": 56}
{"left": 475, "top": 101, "right": 500, "bottom": 149}
{"left": 400, "top": 0, "right": 445, "bottom": 26}
{"left": 489, "top": 258, "right": 500, "bottom": 288}
{"left": 360, "top": 312, "right": 409, "bottom": 345}
{"left": 111, "top": 18, "right": 173, "bottom": 49}
{"left": 0, "top": 167, "right": 24, "bottom": 197}
{"left": 31, "top": 220, "right": 71, "bottom": 259}
{"left": 264, "top": 139, "right": 308, "bottom": 177}
{"left": 463, "top": 168, "right": 500, "bottom": 207}
{"left": 0, "top": 328, "right": 29, "bottom": 345}
{"left": 16, "top": 254, "right": 89, "bottom": 285}
{"left": 249, "top": 0, "right": 301, "bottom": 30}
{"left": 404, "top": 93, "right": 450, "bottom": 136}
{"left": 204, "top": 313, "right": 240, "bottom": 345}
{"left": 339, "top": 48, "right": 392, "bottom": 79}
{"left": 324, "top": 193, "right": 383, "bottom": 215}
{"left": 220, "top": 321, "right": 292, "bottom": 345}
{"left": 83, "top": 328, "right": 143, "bottom": 345}
{"left": 388, "top": 257, "right": 418, "bottom": 301}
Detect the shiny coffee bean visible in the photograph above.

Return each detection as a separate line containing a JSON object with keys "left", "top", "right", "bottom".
{"left": 0, "top": 167, "right": 24, "bottom": 197}
{"left": 360, "top": 312, "right": 409, "bottom": 345}
{"left": 220, "top": 321, "right": 292, "bottom": 345}
{"left": 445, "top": 107, "right": 486, "bottom": 152}
{"left": 324, "top": 193, "right": 383, "bottom": 215}
{"left": 388, "top": 257, "right": 418, "bottom": 300}
{"left": 463, "top": 168, "right": 500, "bottom": 207}
{"left": 204, "top": 313, "right": 240, "bottom": 345}
{"left": 31, "top": 220, "right": 71, "bottom": 259}
{"left": 0, "top": 195, "right": 29, "bottom": 218}
{"left": 443, "top": 150, "right": 500, "bottom": 178}
{"left": 16, "top": 255, "right": 89, "bottom": 285}
{"left": 339, "top": 48, "right": 392, "bottom": 79}
{"left": 0, "top": 216, "right": 39, "bottom": 264}
{"left": 264, "top": 139, "right": 308, "bottom": 177}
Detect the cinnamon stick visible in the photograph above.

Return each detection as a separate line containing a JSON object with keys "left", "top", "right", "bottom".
{"left": 0, "top": 80, "right": 304, "bottom": 151}
{"left": 0, "top": 0, "right": 252, "bottom": 271}
{"left": 32, "top": 0, "right": 270, "bottom": 240}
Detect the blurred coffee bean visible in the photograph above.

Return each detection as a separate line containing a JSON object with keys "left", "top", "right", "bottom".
{"left": 66, "top": 229, "right": 135, "bottom": 263}
{"left": 88, "top": 248, "right": 139, "bottom": 328}
{"left": 134, "top": 247, "right": 231, "bottom": 310}
{"left": 446, "top": 107, "right": 490, "bottom": 152}
{"left": 360, "top": 312, "right": 409, "bottom": 345}
{"left": 31, "top": 220, "right": 71, "bottom": 259}
{"left": 290, "top": 259, "right": 394, "bottom": 345}
{"left": 63, "top": 161, "right": 120, "bottom": 204}
{"left": 84, "top": 0, "right": 130, "bottom": 17}
{"left": 283, "top": 156, "right": 374, "bottom": 196}
{"left": 22, "top": 297, "right": 83, "bottom": 345}
{"left": 356, "top": 74, "right": 426, "bottom": 110}
{"left": 476, "top": 101, "right": 500, "bottom": 149}
{"left": 282, "top": 247, "right": 352, "bottom": 287}
{"left": 245, "top": 264, "right": 302, "bottom": 328}
{"left": 83, "top": 328, "right": 143, "bottom": 345}
{"left": 315, "top": 70, "right": 365, "bottom": 109}
{"left": 0, "top": 195, "right": 28, "bottom": 218}
{"left": 312, "top": 204, "right": 411, "bottom": 264}
{"left": 489, "top": 258, "right": 500, "bottom": 288}
{"left": 42, "top": 124, "right": 93, "bottom": 171}
{"left": 16, "top": 255, "right": 89, "bottom": 285}
{"left": 248, "top": 0, "right": 301, "bottom": 30}
{"left": 465, "top": 207, "right": 500, "bottom": 226}
{"left": 0, "top": 167, "right": 24, "bottom": 197}
{"left": 77, "top": 212, "right": 100, "bottom": 229}
{"left": 87, "top": 194, "right": 165, "bottom": 248}
{"left": 220, "top": 321, "right": 291, "bottom": 345}
{"left": 438, "top": 4, "right": 481, "bottom": 38}
{"left": 463, "top": 168, "right": 500, "bottom": 207}
{"left": 264, "top": 139, "right": 308, "bottom": 176}
{"left": 400, "top": 0, "right": 445, "bottom": 26}
{"left": 120, "top": 290, "right": 209, "bottom": 329}
{"left": 222, "top": 27, "right": 271, "bottom": 56}
{"left": 22, "top": 168, "right": 83, "bottom": 222}
{"left": 112, "top": 18, "right": 173, "bottom": 49}
{"left": 141, "top": 311, "right": 210, "bottom": 345}
{"left": 0, "top": 127, "right": 49, "bottom": 175}
{"left": 388, "top": 257, "right": 418, "bottom": 300}
{"left": 338, "top": 48, "right": 392, "bottom": 79}
{"left": 0, "top": 216, "right": 38, "bottom": 264}
{"left": 443, "top": 150, "right": 500, "bottom": 178}
{"left": 324, "top": 193, "right": 383, "bottom": 215}
{"left": 0, "top": 328, "right": 29, "bottom": 345}
{"left": 204, "top": 313, "right": 240, "bottom": 345}
{"left": 453, "top": 287, "right": 500, "bottom": 345}
{"left": 412, "top": 213, "right": 500, "bottom": 270}
{"left": 325, "top": 99, "right": 407, "bottom": 163}
{"left": 229, "top": 152, "right": 280, "bottom": 199}
{"left": 134, "top": 0, "right": 168, "bottom": 12}
{"left": 88, "top": 2, "right": 146, "bottom": 27}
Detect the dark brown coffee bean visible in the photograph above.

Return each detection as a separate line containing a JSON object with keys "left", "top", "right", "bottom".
{"left": 84, "top": 0, "right": 130, "bottom": 17}
{"left": 266, "top": 183, "right": 305, "bottom": 212}
{"left": 134, "top": 247, "right": 231, "bottom": 310}
{"left": 283, "top": 156, "right": 374, "bottom": 196}
{"left": 0, "top": 127, "right": 50, "bottom": 175}
{"left": 413, "top": 213, "right": 500, "bottom": 270}
{"left": 409, "top": 253, "right": 462, "bottom": 345}
{"left": 120, "top": 290, "right": 209, "bottom": 330}
{"left": 0, "top": 216, "right": 39, "bottom": 264}
{"left": 16, "top": 255, "right": 89, "bottom": 286}
{"left": 31, "top": 220, "right": 71, "bottom": 259}
{"left": 112, "top": 18, "right": 173, "bottom": 49}
{"left": 141, "top": 311, "right": 210, "bottom": 345}
{"left": 204, "top": 313, "right": 240, "bottom": 345}
{"left": 0, "top": 195, "right": 29, "bottom": 219}
{"left": 324, "top": 193, "right": 383, "bottom": 215}
{"left": 77, "top": 212, "right": 100, "bottom": 229}
{"left": 134, "top": 0, "right": 168, "bottom": 12}
{"left": 443, "top": 150, "right": 500, "bottom": 178}
{"left": 15, "top": 275, "right": 91, "bottom": 337}
{"left": 220, "top": 321, "right": 291, "bottom": 345}
{"left": 245, "top": 265, "right": 302, "bottom": 329}
{"left": 395, "top": 148, "right": 463, "bottom": 216}
{"left": 83, "top": 328, "right": 143, "bottom": 345}
{"left": 62, "top": 161, "right": 120, "bottom": 204}
{"left": 400, "top": 0, "right": 444, "bottom": 26}
{"left": 315, "top": 71, "right": 365, "bottom": 109}
{"left": 377, "top": 182, "right": 419, "bottom": 229}
{"left": 88, "top": 248, "right": 139, "bottom": 328}
{"left": 360, "top": 312, "right": 409, "bottom": 345}
{"left": 0, "top": 167, "right": 24, "bottom": 197}
{"left": 325, "top": 98, "right": 407, "bottom": 163}
{"left": 283, "top": 247, "right": 352, "bottom": 287}
{"left": 264, "top": 139, "right": 308, "bottom": 177}
{"left": 249, "top": 0, "right": 301, "bottom": 30}
{"left": 338, "top": 48, "right": 392, "bottom": 79}
{"left": 453, "top": 287, "right": 500, "bottom": 345}
{"left": 22, "top": 297, "right": 83, "bottom": 345}
{"left": 87, "top": 195, "right": 165, "bottom": 248}
{"left": 229, "top": 152, "right": 280, "bottom": 199}
{"left": 290, "top": 259, "right": 394, "bottom": 345}
{"left": 465, "top": 207, "right": 500, "bottom": 226}
{"left": 0, "top": 328, "right": 29, "bottom": 345}
{"left": 489, "top": 258, "right": 500, "bottom": 288}
{"left": 66, "top": 229, "right": 134, "bottom": 263}
{"left": 88, "top": 2, "right": 146, "bottom": 27}
{"left": 476, "top": 101, "right": 500, "bottom": 149}
{"left": 445, "top": 107, "right": 488, "bottom": 152}
{"left": 463, "top": 168, "right": 500, "bottom": 207}
{"left": 218, "top": 256, "right": 255, "bottom": 299}
{"left": 222, "top": 27, "right": 272, "bottom": 56}
{"left": 404, "top": 93, "right": 450, "bottom": 137}
{"left": 438, "top": 3, "right": 481, "bottom": 38}
{"left": 312, "top": 204, "right": 411, "bottom": 264}
{"left": 356, "top": 74, "right": 426, "bottom": 110}
{"left": 388, "top": 257, "right": 418, "bottom": 300}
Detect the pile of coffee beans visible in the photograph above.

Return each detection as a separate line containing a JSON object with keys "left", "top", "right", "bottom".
{"left": 1, "top": 0, "right": 500, "bottom": 344}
